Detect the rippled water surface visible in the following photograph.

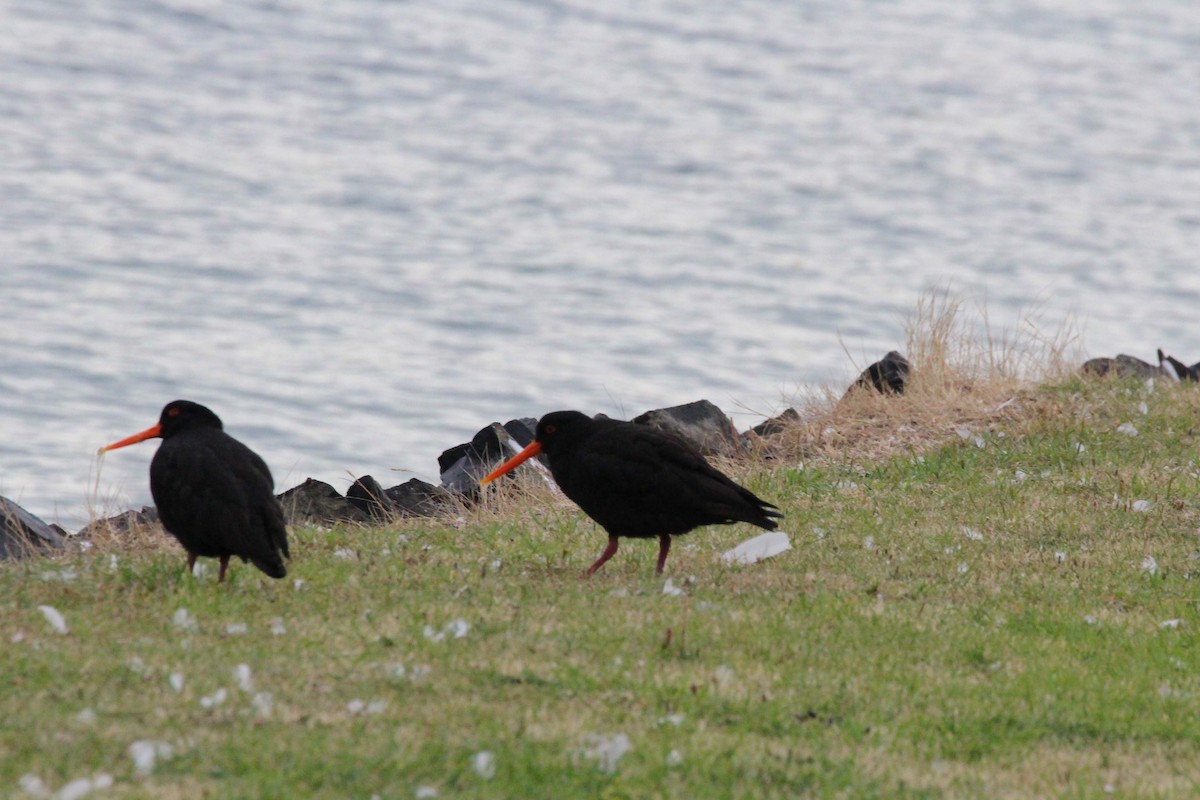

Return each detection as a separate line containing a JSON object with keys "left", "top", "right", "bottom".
{"left": 3, "top": 0, "right": 1199, "bottom": 529}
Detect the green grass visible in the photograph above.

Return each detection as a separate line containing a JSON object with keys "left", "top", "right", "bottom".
{"left": 4, "top": 376, "right": 1200, "bottom": 798}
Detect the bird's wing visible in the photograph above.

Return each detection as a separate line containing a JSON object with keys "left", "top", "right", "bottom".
{"left": 151, "top": 434, "right": 288, "bottom": 565}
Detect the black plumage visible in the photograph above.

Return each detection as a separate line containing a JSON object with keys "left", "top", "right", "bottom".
{"left": 101, "top": 400, "right": 290, "bottom": 582}
{"left": 483, "top": 410, "right": 782, "bottom": 575}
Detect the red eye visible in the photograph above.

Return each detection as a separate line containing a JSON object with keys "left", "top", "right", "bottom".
{"left": 544, "top": 424, "right": 556, "bottom": 434}
{"left": 168, "top": 408, "right": 180, "bottom": 417}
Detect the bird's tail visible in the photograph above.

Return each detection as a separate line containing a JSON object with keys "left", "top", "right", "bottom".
{"left": 754, "top": 503, "right": 784, "bottom": 531}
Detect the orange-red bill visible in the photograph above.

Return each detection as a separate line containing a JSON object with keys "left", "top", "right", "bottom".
{"left": 480, "top": 440, "right": 543, "bottom": 485}
{"left": 98, "top": 424, "right": 163, "bottom": 455}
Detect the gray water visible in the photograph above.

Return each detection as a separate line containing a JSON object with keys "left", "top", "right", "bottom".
{"left": 3, "top": 0, "right": 1200, "bottom": 530}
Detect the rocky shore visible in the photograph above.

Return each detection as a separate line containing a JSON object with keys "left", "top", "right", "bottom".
{"left": 6, "top": 346, "right": 1193, "bottom": 560}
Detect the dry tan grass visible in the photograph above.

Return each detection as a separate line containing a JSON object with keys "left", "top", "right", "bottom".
{"left": 761, "top": 289, "right": 1083, "bottom": 469}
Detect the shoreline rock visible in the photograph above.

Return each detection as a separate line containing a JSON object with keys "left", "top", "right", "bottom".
{"left": 1, "top": 496, "right": 67, "bottom": 560}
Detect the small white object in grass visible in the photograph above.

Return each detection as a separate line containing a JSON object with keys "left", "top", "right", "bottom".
{"left": 192, "top": 562, "right": 210, "bottom": 578}
{"left": 957, "top": 562, "right": 969, "bottom": 575}
{"left": 1055, "top": 551, "right": 1067, "bottom": 563}
{"left": 1013, "top": 470, "right": 1027, "bottom": 482}
{"left": 811, "top": 526, "right": 826, "bottom": 540}
{"left": 471, "top": 751, "right": 496, "bottom": 780}
{"left": 714, "top": 665, "right": 735, "bottom": 686}
{"left": 293, "top": 579, "right": 306, "bottom": 591}
{"left": 77, "top": 540, "right": 93, "bottom": 552}
{"left": 1132, "top": 500, "right": 1150, "bottom": 512}
{"left": 662, "top": 578, "right": 685, "bottom": 597}
{"left": 334, "top": 548, "right": 356, "bottom": 560}
{"left": 347, "top": 699, "right": 366, "bottom": 714}
{"left": 172, "top": 608, "right": 197, "bottom": 633}
{"left": 40, "top": 567, "right": 77, "bottom": 583}
{"left": 666, "top": 749, "right": 684, "bottom": 767}
{"left": 721, "top": 531, "right": 791, "bottom": 565}
{"left": 962, "top": 527, "right": 983, "bottom": 542}
{"left": 128, "top": 656, "right": 145, "bottom": 675}
{"left": 76, "top": 708, "right": 96, "bottom": 726}
{"left": 108, "top": 554, "right": 119, "bottom": 570}
{"left": 955, "top": 426, "right": 972, "bottom": 440}
{"left": 169, "top": 673, "right": 184, "bottom": 693}
{"left": 409, "top": 665, "right": 431, "bottom": 682}
{"left": 490, "top": 558, "right": 502, "bottom": 570}
{"left": 658, "top": 713, "right": 685, "bottom": 727}
{"left": 1171, "top": 657, "right": 1185, "bottom": 670}
{"left": 415, "top": 786, "right": 439, "bottom": 799}
{"left": 270, "top": 618, "right": 286, "bottom": 636}
{"left": 1159, "top": 619, "right": 1182, "bottom": 629}
{"left": 226, "top": 622, "right": 248, "bottom": 635}
{"left": 582, "top": 733, "right": 632, "bottom": 774}
{"left": 863, "top": 536, "right": 875, "bottom": 551}
{"left": 38, "top": 605, "right": 67, "bottom": 635}
{"left": 1142, "top": 555, "right": 1159, "bottom": 576}
{"left": 234, "top": 664, "right": 253, "bottom": 692}
{"left": 55, "top": 776, "right": 101, "bottom": 800}
{"left": 424, "top": 619, "right": 469, "bottom": 641}
{"left": 200, "top": 688, "right": 228, "bottom": 709}
{"left": 252, "top": 692, "right": 274, "bottom": 715}
{"left": 835, "top": 480, "right": 858, "bottom": 491}
{"left": 129, "top": 740, "right": 173, "bottom": 775}
{"left": 18, "top": 773, "right": 48, "bottom": 798}
{"left": 1139, "top": 401, "right": 1149, "bottom": 415}
{"left": 1084, "top": 615, "right": 1098, "bottom": 625}
{"left": 1117, "top": 422, "right": 1138, "bottom": 437}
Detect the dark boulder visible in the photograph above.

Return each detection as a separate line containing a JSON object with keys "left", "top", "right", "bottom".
{"left": 385, "top": 478, "right": 454, "bottom": 518}
{"left": 439, "top": 419, "right": 537, "bottom": 496}
{"left": 1158, "top": 349, "right": 1200, "bottom": 382}
{"left": 750, "top": 407, "right": 800, "bottom": 438}
{"left": 1, "top": 497, "right": 66, "bottom": 560}
{"left": 76, "top": 506, "right": 158, "bottom": 538}
{"left": 632, "top": 400, "right": 742, "bottom": 458}
{"left": 845, "top": 351, "right": 911, "bottom": 398}
{"left": 1081, "top": 354, "right": 1172, "bottom": 380}
{"left": 277, "top": 478, "right": 370, "bottom": 526}
{"left": 347, "top": 475, "right": 391, "bottom": 521}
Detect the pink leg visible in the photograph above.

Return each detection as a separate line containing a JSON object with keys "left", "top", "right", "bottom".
{"left": 186, "top": 552, "right": 197, "bottom": 577}
{"left": 655, "top": 534, "right": 672, "bottom": 574}
{"left": 584, "top": 536, "right": 620, "bottom": 576}
{"left": 218, "top": 555, "right": 230, "bottom": 583}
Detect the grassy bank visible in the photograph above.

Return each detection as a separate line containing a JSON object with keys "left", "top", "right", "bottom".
{"left": 4, "top": 313, "right": 1200, "bottom": 797}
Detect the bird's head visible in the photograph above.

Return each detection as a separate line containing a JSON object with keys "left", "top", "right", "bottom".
{"left": 99, "top": 400, "right": 223, "bottom": 454}
{"left": 480, "top": 410, "right": 596, "bottom": 484}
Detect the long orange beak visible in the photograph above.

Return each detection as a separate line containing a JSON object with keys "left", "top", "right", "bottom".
{"left": 98, "top": 424, "right": 162, "bottom": 455}
{"left": 480, "top": 440, "right": 543, "bottom": 485}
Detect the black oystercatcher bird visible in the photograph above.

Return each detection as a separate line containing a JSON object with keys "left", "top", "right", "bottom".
{"left": 99, "top": 400, "right": 290, "bottom": 582}
{"left": 481, "top": 410, "right": 782, "bottom": 575}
